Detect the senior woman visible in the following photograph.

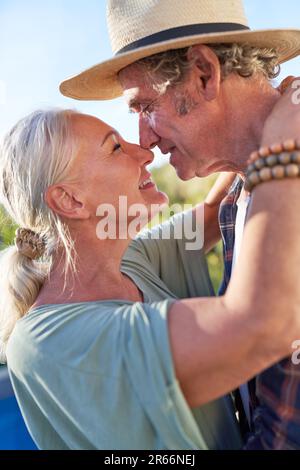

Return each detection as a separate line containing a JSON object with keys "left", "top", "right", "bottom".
{"left": 0, "top": 109, "right": 299, "bottom": 450}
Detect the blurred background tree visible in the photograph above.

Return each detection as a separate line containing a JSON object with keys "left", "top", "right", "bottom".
{"left": 0, "top": 165, "right": 224, "bottom": 293}
{"left": 0, "top": 207, "right": 18, "bottom": 251}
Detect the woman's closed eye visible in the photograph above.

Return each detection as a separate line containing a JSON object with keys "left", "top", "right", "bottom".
{"left": 111, "top": 133, "right": 122, "bottom": 153}
{"left": 113, "top": 142, "right": 121, "bottom": 152}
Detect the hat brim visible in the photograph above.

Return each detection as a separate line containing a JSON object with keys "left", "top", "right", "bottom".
{"left": 59, "top": 28, "right": 300, "bottom": 101}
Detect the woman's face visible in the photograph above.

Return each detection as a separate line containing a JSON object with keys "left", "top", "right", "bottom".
{"left": 63, "top": 113, "right": 168, "bottom": 236}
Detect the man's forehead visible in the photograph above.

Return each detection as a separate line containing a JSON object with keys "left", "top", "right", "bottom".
{"left": 122, "top": 85, "right": 157, "bottom": 108}
{"left": 119, "top": 64, "right": 155, "bottom": 103}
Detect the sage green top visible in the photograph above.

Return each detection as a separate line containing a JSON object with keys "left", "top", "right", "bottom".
{"left": 7, "top": 212, "right": 242, "bottom": 450}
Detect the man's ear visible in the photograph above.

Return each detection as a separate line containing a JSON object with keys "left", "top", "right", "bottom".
{"left": 45, "top": 184, "right": 90, "bottom": 220}
{"left": 187, "top": 44, "right": 221, "bottom": 101}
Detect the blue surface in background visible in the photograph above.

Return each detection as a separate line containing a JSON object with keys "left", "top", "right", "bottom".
{"left": 0, "top": 367, "right": 37, "bottom": 450}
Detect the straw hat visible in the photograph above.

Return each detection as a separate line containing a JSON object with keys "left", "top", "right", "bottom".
{"left": 59, "top": 0, "right": 300, "bottom": 101}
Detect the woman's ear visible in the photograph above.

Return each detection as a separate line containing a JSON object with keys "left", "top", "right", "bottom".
{"left": 45, "top": 184, "right": 90, "bottom": 220}
{"left": 187, "top": 44, "right": 221, "bottom": 101}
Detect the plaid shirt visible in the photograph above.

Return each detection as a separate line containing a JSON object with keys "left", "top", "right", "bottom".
{"left": 218, "top": 177, "right": 300, "bottom": 450}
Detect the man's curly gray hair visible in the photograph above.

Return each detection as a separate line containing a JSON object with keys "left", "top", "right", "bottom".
{"left": 136, "top": 43, "right": 281, "bottom": 91}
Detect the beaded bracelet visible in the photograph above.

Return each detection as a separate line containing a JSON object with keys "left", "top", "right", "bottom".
{"left": 244, "top": 139, "right": 300, "bottom": 192}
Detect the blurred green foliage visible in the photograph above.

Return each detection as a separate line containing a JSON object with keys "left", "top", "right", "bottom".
{"left": 0, "top": 164, "right": 223, "bottom": 293}
{"left": 0, "top": 206, "right": 18, "bottom": 250}
{"left": 151, "top": 165, "right": 223, "bottom": 293}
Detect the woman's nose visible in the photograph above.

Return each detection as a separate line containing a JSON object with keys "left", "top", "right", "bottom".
{"left": 139, "top": 114, "right": 160, "bottom": 150}
{"left": 130, "top": 143, "right": 154, "bottom": 167}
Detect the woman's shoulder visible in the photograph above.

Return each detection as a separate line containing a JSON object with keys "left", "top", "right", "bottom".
{"left": 10, "top": 299, "right": 128, "bottom": 336}
{"left": 6, "top": 299, "right": 172, "bottom": 376}
{"left": 6, "top": 300, "right": 127, "bottom": 369}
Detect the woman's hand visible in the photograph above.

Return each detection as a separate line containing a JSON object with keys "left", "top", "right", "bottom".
{"left": 203, "top": 172, "right": 237, "bottom": 252}
{"left": 205, "top": 172, "right": 237, "bottom": 208}
{"left": 261, "top": 76, "right": 300, "bottom": 147}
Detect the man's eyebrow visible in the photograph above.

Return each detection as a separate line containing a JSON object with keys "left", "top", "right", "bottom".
{"left": 101, "top": 130, "right": 118, "bottom": 146}
{"left": 128, "top": 98, "right": 152, "bottom": 109}
{"left": 128, "top": 99, "right": 137, "bottom": 108}
{"left": 128, "top": 99, "right": 141, "bottom": 109}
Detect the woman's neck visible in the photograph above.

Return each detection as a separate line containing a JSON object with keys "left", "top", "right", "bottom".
{"left": 32, "top": 236, "right": 143, "bottom": 308}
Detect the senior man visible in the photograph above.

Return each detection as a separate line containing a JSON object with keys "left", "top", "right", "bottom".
{"left": 60, "top": 0, "right": 300, "bottom": 449}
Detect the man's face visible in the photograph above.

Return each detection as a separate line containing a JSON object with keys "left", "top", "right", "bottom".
{"left": 119, "top": 62, "right": 237, "bottom": 180}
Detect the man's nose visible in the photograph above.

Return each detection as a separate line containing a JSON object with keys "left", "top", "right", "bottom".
{"left": 139, "top": 114, "right": 160, "bottom": 150}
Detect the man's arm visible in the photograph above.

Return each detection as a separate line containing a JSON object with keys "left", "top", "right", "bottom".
{"left": 168, "top": 178, "right": 300, "bottom": 407}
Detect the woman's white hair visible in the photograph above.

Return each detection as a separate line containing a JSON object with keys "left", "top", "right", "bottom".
{"left": 0, "top": 108, "right": 79, "bottom": 362}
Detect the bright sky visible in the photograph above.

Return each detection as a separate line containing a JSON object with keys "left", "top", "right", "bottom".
{"left": 1, "top": 0, "right": 300, "bottom": 167}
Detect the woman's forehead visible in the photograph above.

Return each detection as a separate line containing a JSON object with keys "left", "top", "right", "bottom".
{"left": 70, "top": 113, "right": 112, "bottom": 137}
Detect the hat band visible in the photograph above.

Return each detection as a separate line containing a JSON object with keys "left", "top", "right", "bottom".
{"left": 116, "top": 23, "right": 250, "bottom": 54}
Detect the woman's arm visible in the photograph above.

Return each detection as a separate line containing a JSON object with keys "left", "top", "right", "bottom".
{"left": 261, "top": 77, "right": 300, "bottom": 146}
{"left": 203, "top": 172, "right": 237, "bottom": 252}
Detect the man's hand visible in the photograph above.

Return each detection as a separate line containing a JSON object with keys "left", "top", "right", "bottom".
{"left": 261, "top": 76, "right": 300, "bottom": 147}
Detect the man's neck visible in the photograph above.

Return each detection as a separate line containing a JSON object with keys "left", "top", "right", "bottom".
{"left": 225, "top": 76, "right": 281, "bottom": 175}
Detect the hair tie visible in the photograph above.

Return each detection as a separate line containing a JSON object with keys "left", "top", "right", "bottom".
{"left": 14, "top": 228, "right": 46, "bottom": 260}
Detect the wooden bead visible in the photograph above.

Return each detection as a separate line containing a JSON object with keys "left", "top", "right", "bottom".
{"left": 270, "top": 143, "right": 283, "bottom": 154}
{"left": 249, "top": 150, "right": 259, "bottom": 162}
{"left": 248, "top": 171, "right": 261, "bottom": 186}
{"left": 265, "top": 154, "right": 278, "bottom": 167}
{"left": 258, "top": 146, "right": 270, "bottom": 158}
{"left": 278, "top": 152, "right": 292, "bottom": 165}
{"left": 254, "top": 158, "right": 265, "bottom": 170}
{"left": 291, "top": 151, "right": 300, "bottom": 164}
{"left": 285, "top": 164, "right": 299, "bottom": 178}
{"left": 246, "top": 163, "right": 256, "bottom": 174}
{"left": 259, "top": 167, "right": 272, "bottom": 181}
{"left": 282, "top": 139, "right": 296, "bottom": 152}
{"left": 271, "top": 165, "right": 285, "bottom": 179}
